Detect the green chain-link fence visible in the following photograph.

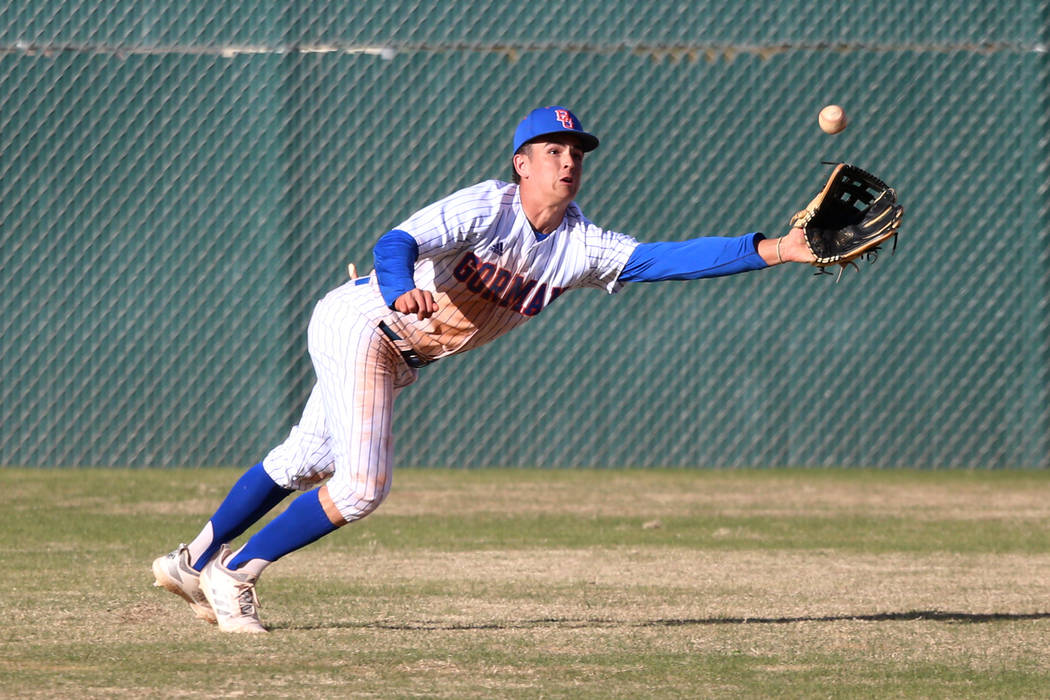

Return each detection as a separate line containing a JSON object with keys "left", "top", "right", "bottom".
{"left": 2, "top": 2, "right": 1048, "bottom": 468}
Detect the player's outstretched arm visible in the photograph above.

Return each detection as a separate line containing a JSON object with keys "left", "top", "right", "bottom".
{"left": 619, "top": 230, "right": 812, "bottom": 284}
{"left": 759, "top": 227, "right": 817, "bottom": 265}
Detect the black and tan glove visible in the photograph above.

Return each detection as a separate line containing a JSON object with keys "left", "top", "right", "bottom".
{"left": 792, "top": 163, "right": 904, "bottom": 277}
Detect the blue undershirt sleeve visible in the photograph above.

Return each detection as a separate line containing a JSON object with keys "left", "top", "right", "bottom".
{"left": 618, "top": 232, "right": 768, "bottom": 283}
{"left": 373, "top": 229, "right": 419, "bottom": 308}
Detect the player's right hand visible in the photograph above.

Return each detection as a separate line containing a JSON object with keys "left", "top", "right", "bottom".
{"left": 394, "top": 289, "right": 439, "bottom": 320}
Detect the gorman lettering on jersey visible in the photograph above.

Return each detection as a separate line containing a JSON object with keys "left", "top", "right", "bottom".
{"left": 452, "top": 252, "right": 566, "bottom": 316}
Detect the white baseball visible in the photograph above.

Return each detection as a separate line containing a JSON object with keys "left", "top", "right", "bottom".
{"left": 818, "top": 105, "right": 847, "bottom": 134}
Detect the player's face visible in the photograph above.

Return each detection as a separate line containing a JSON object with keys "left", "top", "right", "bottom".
{"left": 517, "top": 137, "right": 586, "bottom": 204}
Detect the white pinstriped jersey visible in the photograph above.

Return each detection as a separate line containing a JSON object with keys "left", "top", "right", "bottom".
{"left": 382, "top": 180, "right": 639, "bottom": 360}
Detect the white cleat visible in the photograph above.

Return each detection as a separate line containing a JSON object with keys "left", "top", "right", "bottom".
{"left": 199, "top": 544, "right": 267, "bottom": 634}
{"left": 152, "top": 544, "right": 217, "bottom": 624}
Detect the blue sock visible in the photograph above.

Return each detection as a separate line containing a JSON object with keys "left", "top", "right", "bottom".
{"left": 192, "top": 463, "right": 293, "bottom": 571}
{"left": 228, "top": 489, "right": 339, "bottom": 570}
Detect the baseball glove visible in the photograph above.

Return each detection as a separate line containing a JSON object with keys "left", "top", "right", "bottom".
{"left": 791, "top": 163, "right": 903, "bottom": 277}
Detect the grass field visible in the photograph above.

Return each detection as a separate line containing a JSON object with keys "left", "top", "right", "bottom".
{"left": 2, "top": 467, "right": 1050, "bottom": 698}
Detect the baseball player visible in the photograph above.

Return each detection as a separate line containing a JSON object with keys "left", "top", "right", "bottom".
{"left": 152, "top": 106, "right": 817, "bottom": 633}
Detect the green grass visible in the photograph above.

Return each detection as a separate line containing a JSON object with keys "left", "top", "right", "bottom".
{"left": 2, "top": 467, "right": 1050, "bottom": 698}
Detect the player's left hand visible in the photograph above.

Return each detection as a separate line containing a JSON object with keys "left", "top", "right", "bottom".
{"left": 394, "top": 288, "right": 439, "bottom": 320}
{"left": 759, "top": 228, "right": 817, "bottom": 265}
{"left": 781, "top": 227, "right": 817, "bottom": 263}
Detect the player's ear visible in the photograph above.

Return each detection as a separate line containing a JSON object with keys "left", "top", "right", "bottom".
{"left": 513, "top": 149, "right": 530, "bottom": 180}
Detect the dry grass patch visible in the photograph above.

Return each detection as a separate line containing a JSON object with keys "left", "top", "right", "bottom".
{"left": 271, "top": 547, "right": 1050, "bottom": 624}
{"left": 3, "top": 467, "right": 1050, "bottom": 699}
{"left": 385, "top": 468, "right": 1050, "bottom": 521}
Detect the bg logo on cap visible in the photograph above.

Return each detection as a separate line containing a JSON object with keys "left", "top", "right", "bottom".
{"left": 554, "top": 109, "right": 576, "bottom": 129}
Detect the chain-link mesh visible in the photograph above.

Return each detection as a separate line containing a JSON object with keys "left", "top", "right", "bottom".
{"left": 2, "top": 2, "right": 1048, "bottom": 468}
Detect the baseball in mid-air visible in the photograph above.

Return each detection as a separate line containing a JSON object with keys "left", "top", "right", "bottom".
{"left": 818, "top": 104, "right": 847, "bottom": 134}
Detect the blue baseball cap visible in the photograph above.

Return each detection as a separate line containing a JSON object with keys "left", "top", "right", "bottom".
{"left": 512, "top": 106, "right": 599, "bottom": 155}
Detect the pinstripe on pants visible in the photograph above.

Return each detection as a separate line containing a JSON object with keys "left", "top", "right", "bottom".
{"left": 262, "top": 280, "right": 417, "bottom": 523}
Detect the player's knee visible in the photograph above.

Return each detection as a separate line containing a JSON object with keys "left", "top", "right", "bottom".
{"left": 328, "top": 478, "right": 391, "bottom": 522}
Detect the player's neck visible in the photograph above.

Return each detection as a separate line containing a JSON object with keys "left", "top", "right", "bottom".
{"left": 518, "top": 190, "right": 570, "bottom": 235}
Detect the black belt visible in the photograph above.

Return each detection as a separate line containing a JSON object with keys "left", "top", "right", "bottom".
{"left": 377, "top": 321, "right": 432, "bottom": 368}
